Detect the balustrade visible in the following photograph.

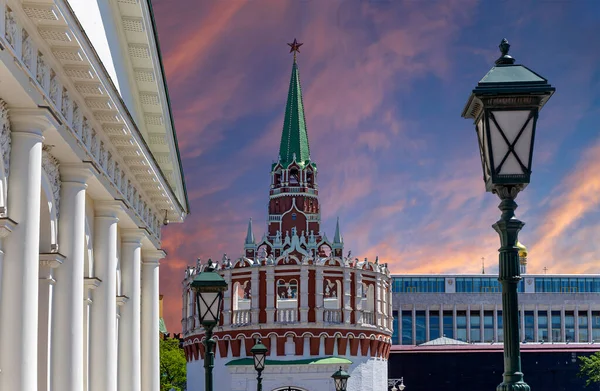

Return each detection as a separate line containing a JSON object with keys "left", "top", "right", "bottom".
{"left": 232, "top": 310, "right": 251, "bottom": 326}
{"left": 276, "top": 308, "right": 298, "bottom": 323}
{"left": 324, "top": 309, "right": 342, "bottom": 323}
{"left": 363, "top": 311, "right": 375, "bottom": 325}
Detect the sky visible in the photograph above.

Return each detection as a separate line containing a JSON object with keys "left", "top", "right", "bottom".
{"left": 151, "top": 0, "right": 600, "bottom": 333}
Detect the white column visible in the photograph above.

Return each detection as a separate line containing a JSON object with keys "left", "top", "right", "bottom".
{"left": 588, "top": 308, "right": 593, "bottom": 343}
{"left": 250, "top": 269, "right": 259, "bottom": 324}
{"left": 466, "top": 305, "right": 471, "bottom": 342}
{"left": 141, "top": 249, "right": 165, "bottom": 391}
{"left": 343, "top": 269, "right": 352, "bottom": 325}
{"left": 89, "top": 204, "right": 120, "bottom": 391}
{"left": 38, "top": 255, "right": 63, "bottom": 391}
{"left": 0, "top": 112, "right": 49, "bottom": 391}
{"left": 453, "top": 305, "right": 457, "bottom": 340}
{"left": 520, "top": 305, "right": 525, "bottom": 342}
{"left": 315, "top": 268, "right": 324, "bottom": 324}
{"left": 118, "top": 230, "right": 145, "bottom": 391}
{"left": 355, "top": 273, "right": 363, "bottom": 324}
{"left": 480, "top": 305, "right": 484, "bottom": 342}
{"left": 425, "top": 307, "right": 430, "bottom": 341}
{"left": 534, "top": 305, "right": 539, "bottom": 342}
{"left": 575, "top": 305, "right": 580, "bottom": 343}
{"left": 411, "top": 306, "right": 416, "bottom": 344}
{"left": 51, "top": 165, "right": 92, "bottom": 391}
{"left": 300, "top": 267, "right": 309, "bottom": 323}
{"left": 561, "top": 306, "right": 566, "bottom": 342}
{"left": 493, "top": 305, "right": 498, "bottom": 342}
{"left": 266, "top": 266, "right": 275, "bottom": 323}
{"left": 548, "top": 308, "right": 553, "bottom": 342}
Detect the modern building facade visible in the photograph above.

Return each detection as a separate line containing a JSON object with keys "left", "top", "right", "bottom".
{"left": 181, "top": 44, "right": 392, "bottom": 391}
{"left": 0, "top": 1, "right": 188, "bottom": 391}
{"left": 389, "top": 247, "right": 600, "bottom": 390}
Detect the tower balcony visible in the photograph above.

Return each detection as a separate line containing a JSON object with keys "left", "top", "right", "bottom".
{"left": 270, "top": 187, "right": 318, "bottom": 196}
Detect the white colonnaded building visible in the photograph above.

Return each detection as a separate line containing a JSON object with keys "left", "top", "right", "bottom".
{"left": 181, "top": 43, "right": 393, "bottom": 391}
{"left": 0, "top": 1, "right": 188, "bottom": 391}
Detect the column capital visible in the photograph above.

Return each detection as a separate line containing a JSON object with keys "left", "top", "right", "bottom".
{"left": 60, "top": 163, "right": 95, "bottom": 184}
{"left": 95, "top": 202, "right": 122, "bottom": 219}
{"left": 0, "top": 217, "right": 17, "bottom": 238}
{"left": 142, "top": 249, "right": 166, "bottom": 264}
{"left": 121, "top": 229, "right": 146, "bottom": 244}
{"left": 39, "top": 252, "right": 66, "bottom": 268}
{"left": 9, "top": 107, "right": 59, "bottom": 133}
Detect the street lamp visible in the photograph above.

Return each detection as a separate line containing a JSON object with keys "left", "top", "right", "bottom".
{"left": 389, "top": 377, "right": 406, "bottom": 391}
{"left": 331, "top": 366, "right": 350, "bottom": 391}
{"left": 462, "top": 39, "right": 554, "bottom": 391}
{"left": 250, "top": 338, "right": 268, "bottom": 391}
{"left": 190, "top": 259, "right": 228, "bottom": 391}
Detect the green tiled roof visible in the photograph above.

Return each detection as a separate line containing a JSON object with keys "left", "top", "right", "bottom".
{"left": 278, "top": 58, "right": 311, "bottom": 168}
{"left": 159, "top": 317, "right": 167, "bottom": 334}
{"left": 225, "top": 356, "right": 352, "bottom": 366}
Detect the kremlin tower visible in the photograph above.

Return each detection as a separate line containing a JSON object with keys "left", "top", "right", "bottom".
{"left": 181, "top": 40, "right": 393, "bottom": 391}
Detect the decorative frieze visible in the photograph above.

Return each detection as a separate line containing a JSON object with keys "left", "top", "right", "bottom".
{"left": 42, "top": 146, "right": 61, "bottom": 219}
{"left": 128, "top": 44, "right": 150, "bottom": 59}
{"left": 134, "top": 69, "right": 154, "bottom": 83}
{"left": 3, "top": 2, "right": 166, "bottom": 241}
{"left": 140, "top": 92, "right": 159, "bottom": 105}
{"left": 122, "top": 17, "right": 144, "bottom": 33}
{"left": 0, "top": 100, "right": 11, "bottom": 179}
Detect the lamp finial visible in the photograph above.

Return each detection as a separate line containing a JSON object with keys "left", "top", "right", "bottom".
{"left": 495, "top": 38, "right": 516, "bottom": 65}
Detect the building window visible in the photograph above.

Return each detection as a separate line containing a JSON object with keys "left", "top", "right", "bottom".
{"left": 416, "top": 311, "right": 426, "bottom": 345}
{"left": 429, "top": 311, "right": 440, "bottom": 341}
{"left": 592, "top": 311, "right": 600, "bottom": 342}
{"left": 457, "top": 311, "right": 467, "bottom": 342}
{"left": 524, "top": 311, "right": 535, "bottom": 342}
{"left": 551, "top": 311, "right": 562, "bottom": 342}
{"left": 579, "top": 312, "right": 589, "bottom": 342}
{"left": 538, "top": 312, "right": 549, "bottom": 342}
{"left": 443, "top": 311, "right": 454, "bottom": 339}
{"left": 497, "top": 311, "right": 504, "bottom": 342}
{"left": 470, "top": 312, "right": 481, "bottom": 342}
{"left": 534, "top": 277, "right": 600, "bottom": 293}
{"left": 454, "top": 277, "right": 521, "bottom": 293}
{"left": 565, "top": 311, "right": 575, "bottom": 342}
{"left": 402, "top": 311, "right": 413, "bottom": 345}
{"left": 391, "top": 277, "right": 445, "bottom": 293}
{"left": 392, "top": 310, "right": 399, "bottom": 344}
{"left": 484, "top": 311, "right": 494, "bottom": 342}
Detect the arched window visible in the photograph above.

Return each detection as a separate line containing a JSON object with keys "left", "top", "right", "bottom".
{"left": 324, "top": 279, "right": 341, "bottom": 309}
{"left": 289, "top": 169, "right": 299, "bottom": 185}
{"left": 233, "top": 281, "right": 251, "bottom": 311}
{"left": 276, "top": 279, "right": 298, "bottom": 323}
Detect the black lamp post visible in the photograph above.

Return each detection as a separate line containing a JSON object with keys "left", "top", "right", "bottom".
{"left": 462, "top": 39, "right": 554, "bottom": 391}
{"left": 190, "top": 260, "right": 228, "bottom": 391}
{"left": 250, "top": 338, "right": 268, "bottom": 391}
{"left": 331, "top": 366, "right": 350, "bottom": 391}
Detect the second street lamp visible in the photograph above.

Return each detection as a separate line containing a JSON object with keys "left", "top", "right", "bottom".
{"left": 250, "top": 338, "right": 268, "bottom": 391}
{"left": 190, "top": 259, "right": 228, "bottom": 391}
{"left": 331, "top": 366, "right": 350, "bottom": 391}
{"left": 462, "top": 39, "right": 554, "bottom": 391}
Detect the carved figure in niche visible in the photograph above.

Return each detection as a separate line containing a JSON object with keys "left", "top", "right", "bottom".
{"left": 5, "top": 10, "right": 16, "bottom": 47}
{"left": 275, "top": 230, "right": 281, "bottom": 243}
{"left": 0, "top": 100, "right": 11, "bottom": 178}
{"left": 266, "top": 254, "right": 275, "bottom": 265}
{"left": 61, "top": 89, "right": 71, "bottom": 119}
{"left": 73, "top": 103, "right": 82, "bottom": 135}
{"left": 82, "top": 118, "right": 91, "bottom": 146}
{"left": 91, "top": 130, "right": 98, "bottom": 157}
{"left": 22, "top": 30, "right": 32, "bottom": 69}
{"left": 37, "top": 54, "right": 47, "bottom": 87}
{"left": 50, "top": 70, "right": 59, "bottom": 104}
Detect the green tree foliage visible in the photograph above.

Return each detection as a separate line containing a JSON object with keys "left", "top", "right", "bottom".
{"left": 578, "top": 352, "right": 600, "bottom": 387}
{"left": 160, "top": 338, "right": 186, "bottom": 391}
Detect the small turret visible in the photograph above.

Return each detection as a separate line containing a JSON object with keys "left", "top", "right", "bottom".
{"left": 332, "top": 217, "right": 344, "bottom": 257}
{"left": 244, "top": 218, "right": 257, "bottom": 258}
{"left": 517, "top": 241, "right": 528, "bottom": 274}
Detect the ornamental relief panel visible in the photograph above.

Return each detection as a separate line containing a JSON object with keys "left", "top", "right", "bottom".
{"left": 0, "top": 100, "right": 11, "bottom": 179}
{"left": 42, "top": 146, "right": 61, "bottom": 219}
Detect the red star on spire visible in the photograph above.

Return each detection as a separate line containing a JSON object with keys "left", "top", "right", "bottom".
{"left": 288, "top": 38, "right": 303, "bottom": 60}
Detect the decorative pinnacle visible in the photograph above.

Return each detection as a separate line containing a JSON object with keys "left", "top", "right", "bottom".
{"left": 495, "top": 38, "right": 515, "bottom": 65}
{"left": 288, "top": 38, "right": 303, "bottom": 61}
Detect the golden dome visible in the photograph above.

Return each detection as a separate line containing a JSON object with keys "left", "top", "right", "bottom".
{"left": 516, "top": 241, "right": 527, "bottom": 259}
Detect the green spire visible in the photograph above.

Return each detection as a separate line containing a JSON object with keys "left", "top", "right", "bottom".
{"left": 278, "top": 53, "right": 311, "bottom": 167}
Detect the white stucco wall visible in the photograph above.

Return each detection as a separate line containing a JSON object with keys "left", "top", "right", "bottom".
{"left": 187, "top": 352, "right": 388, "bottom": 391}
